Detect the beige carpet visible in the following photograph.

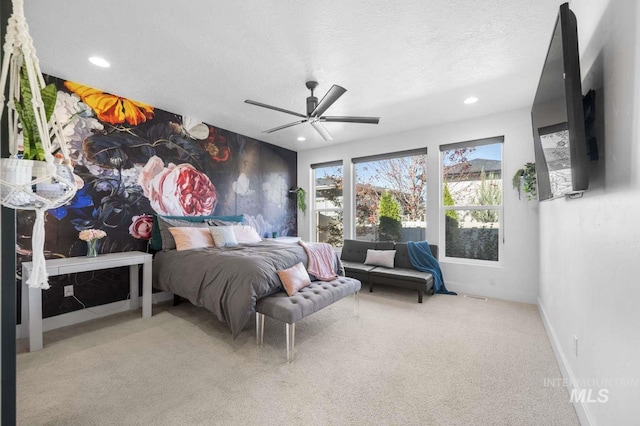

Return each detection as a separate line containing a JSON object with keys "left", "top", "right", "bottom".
{"left": 17, "top": 287, "right": 579, "bottom": 426}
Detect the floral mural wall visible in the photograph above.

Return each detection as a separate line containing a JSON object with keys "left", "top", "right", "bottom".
{"left": 18, "top": 75, "right": 297, "bottom": 319}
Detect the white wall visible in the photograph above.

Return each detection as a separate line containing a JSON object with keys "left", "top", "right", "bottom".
{"left": 298, "top": 107, "right": 540, "bottom": 303}
{"left": 538, "top": 0, "right": 640, "bottom": 424}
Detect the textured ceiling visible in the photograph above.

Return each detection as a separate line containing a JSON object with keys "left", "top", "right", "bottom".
{"left": 21, "top": 0, "right": 565, "bottom": 151}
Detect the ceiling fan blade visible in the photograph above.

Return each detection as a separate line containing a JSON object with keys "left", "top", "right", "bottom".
{"left": 245, "top": 100, "right": 307, "bottom": 118}
{"left": 321, "top": 116, "right": 380, "bottom": 124}
{"left": 310, "top": 121, "right": 333, "bottom": 141}
{"left": 264, "top": 119, "right": 307, "bottom": 133}
{"left": 311, "top": 85, "right": 347, "bottom": 117}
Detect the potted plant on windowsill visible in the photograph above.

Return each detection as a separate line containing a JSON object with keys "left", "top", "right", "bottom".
{"left": 289, "top": 187, "right": 307, "bottom": 214}
{"left": 512, "top": 162, "right": 537, "bottom": 200}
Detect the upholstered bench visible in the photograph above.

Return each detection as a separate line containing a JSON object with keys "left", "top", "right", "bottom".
{"left": 255, "top": 276, "right": 361, "bottom": 363}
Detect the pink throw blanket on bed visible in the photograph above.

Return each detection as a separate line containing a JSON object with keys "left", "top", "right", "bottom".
{"left": 298, "top": 241, "right": 338, "bottom": 281}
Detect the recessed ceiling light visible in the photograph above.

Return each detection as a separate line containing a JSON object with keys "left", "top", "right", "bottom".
{"left": 297, "top": 136, "right": 306, "bottom": 141}
{"left": 88, "top": 56, "right": 110, "bottom": 68}
{"left": 464, "top": 96, "right": 479, "bottom": 104}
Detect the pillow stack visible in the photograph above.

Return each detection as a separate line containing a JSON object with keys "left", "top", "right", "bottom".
{"left": 153, "top": 214, "right": 266, "bottom": 251}
{"left": 151, "top": 214, "right": 244, "bottom": 250}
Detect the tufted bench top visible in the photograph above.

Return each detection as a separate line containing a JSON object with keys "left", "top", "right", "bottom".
{"left": 256, "top": 276, "right": 361, "bottom": 324}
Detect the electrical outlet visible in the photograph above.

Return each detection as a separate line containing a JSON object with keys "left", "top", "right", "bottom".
{"left": 574, "top": 335, "right": 578, "bottom": 357}
{"left": 64, "top": 285, "right": 74, "bottom": 297}
{"left": 489, "top": 278, "right": 496, "bottom": 287}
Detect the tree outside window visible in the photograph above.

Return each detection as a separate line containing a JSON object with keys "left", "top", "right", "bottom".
{"left": 354, "top": 150, "right": 427, "bottom": 242}
{"left": 441, "top": 138, "right": 503, "bottom": 262}
{"left": 312, "top": 163, "right": 343, "bottom": 246}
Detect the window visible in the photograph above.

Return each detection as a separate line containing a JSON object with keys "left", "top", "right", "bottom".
{"left": 312, "top": 161, "right": 343, "bottom": 246}
{"left": 441, "top": 136, "right": 503, "bottom": 262}
{"left": 353, "top": 149, "right": 427, "bottom": 242}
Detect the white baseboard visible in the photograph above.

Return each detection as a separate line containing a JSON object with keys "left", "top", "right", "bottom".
{"left": 16, "top": 292, "right": 173, "bottom": 339}
{"left": 446, "top": 280, "right": 537, "bottom": 304}
{"left": 537, "top": 298, "right": 594, "bottom": 426}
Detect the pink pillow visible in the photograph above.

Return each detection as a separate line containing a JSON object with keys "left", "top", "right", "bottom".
{"left": 168, "top": 227, "right": 214, "bottom": 251}
{"left": 277, "top": 262, "right": 311, "bottom": 296}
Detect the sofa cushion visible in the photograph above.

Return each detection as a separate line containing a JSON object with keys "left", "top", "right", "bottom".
{"left": 375, "top": 241, "right": 395, "bottom": 250}
{"left": 340, "top": 240, "right": 377, "bottom": 263}
{"left": 341, "top": 260, "right": 377, "bottom": 273}
{"left": 394, "top": 243, "right": 439, "bottom": 269}
{"left": 393, "top": 243, "right": 412, "bottom": 269}
{"left": 369, "top": 266, "right": 434, "bottom": 287}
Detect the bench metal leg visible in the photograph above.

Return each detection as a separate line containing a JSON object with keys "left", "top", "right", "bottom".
{"left": 286, "top": 322, "right": 295, "bottom": 363}
{"left": 354, "top": 291, "right": 359, "bottom": 317}
{"left": 256, "top": 312, "right": 265, "bottom": 347}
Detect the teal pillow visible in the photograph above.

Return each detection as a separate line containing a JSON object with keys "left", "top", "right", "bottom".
{"left": 209, "top": 226, "right": 239, "bottom": 247}
{"left": 150, "top": 214, "right": 244, "bottom": 251}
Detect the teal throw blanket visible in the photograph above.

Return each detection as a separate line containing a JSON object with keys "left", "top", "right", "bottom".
{"left": 407, "top": 241, "right": 456, "bottom": 295}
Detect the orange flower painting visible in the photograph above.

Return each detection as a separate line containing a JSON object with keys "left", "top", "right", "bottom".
{"left": 64, "top": 81, "right": 154, "bottom": 126}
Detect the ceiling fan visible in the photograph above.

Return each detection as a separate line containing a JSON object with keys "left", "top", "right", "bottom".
{"left": 245, "top": 81, "right": 380, "bottom": 141}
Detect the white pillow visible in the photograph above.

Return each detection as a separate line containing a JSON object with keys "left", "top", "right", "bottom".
{"left": 364, "top": 249, "right": 396, "bottom": 268}
{"left": 232, "top": 225, "right": 263, "bottom": 244}
{"left": 209, "top": 226, "right": 238, "bottom": 247}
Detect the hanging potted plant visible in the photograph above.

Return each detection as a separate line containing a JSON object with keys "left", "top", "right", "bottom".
{"left": 512, "top": 162, "right": 537, "bottom": 200}
{"left": 15, "top": 63, "right": 56, "bottom": 161}
{"left": 0, "top": 63, "right": 75, "bottom": 208}
{"left": 0, "top": 1, "right": 77, "bottom": 289}
{"left": 289, "top": 187, "right": 307, "bottom": 214}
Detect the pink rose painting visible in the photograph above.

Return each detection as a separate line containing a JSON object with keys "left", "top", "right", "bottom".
{"left": 138, "top": 156, "right": 217, "bottom": 216}
{"left": 129, "top": 214, "right": 153, "bottom": 240}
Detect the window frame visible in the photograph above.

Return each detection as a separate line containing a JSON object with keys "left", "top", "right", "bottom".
{"left": 439, "top": 136, "right": 504, "bottom": 265}
{"left": 352, "top": 148, "right": 428, "bottom": 243}
{"left": 311, "top": 161, "right": 344, "bottom": 245}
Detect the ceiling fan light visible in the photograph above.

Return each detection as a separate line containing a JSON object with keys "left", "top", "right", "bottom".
{"left": 88, "top": 56, "right": 110, "bottom": 68}
{"left": 310, "top": 121, "right": 333, "bottom": 141}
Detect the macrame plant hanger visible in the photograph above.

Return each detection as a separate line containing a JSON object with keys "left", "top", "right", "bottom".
{"left": 0, "top": 0, "right": 77, "bottom": 289}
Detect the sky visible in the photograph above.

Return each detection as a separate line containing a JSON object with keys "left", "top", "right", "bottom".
{"left": 314, "top": 142, "right": 502, "bottom": 188}
{"left": 442, "top": 143, "right": 502, "bottom": 166}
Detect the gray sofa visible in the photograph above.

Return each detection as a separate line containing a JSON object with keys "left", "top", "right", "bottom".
{"left": 340, "top": 239, "right": 438, "bottom": 303}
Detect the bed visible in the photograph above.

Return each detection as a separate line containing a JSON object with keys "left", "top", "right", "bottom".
{"left": 152, "top": 240, "right": 342, "bottom": 337}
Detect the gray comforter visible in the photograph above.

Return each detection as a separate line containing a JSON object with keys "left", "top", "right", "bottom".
{"left": 152, "top": 240, "right": 340, "bottom": 337}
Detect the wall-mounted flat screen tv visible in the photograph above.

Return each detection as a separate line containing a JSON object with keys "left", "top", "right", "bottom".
{"left": 531, "top": 2, "right": 588, "bottom": 201}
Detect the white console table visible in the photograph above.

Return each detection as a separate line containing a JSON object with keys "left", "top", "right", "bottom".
{"left": 21, "top": 251, "right": 153, "bottom": 351}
